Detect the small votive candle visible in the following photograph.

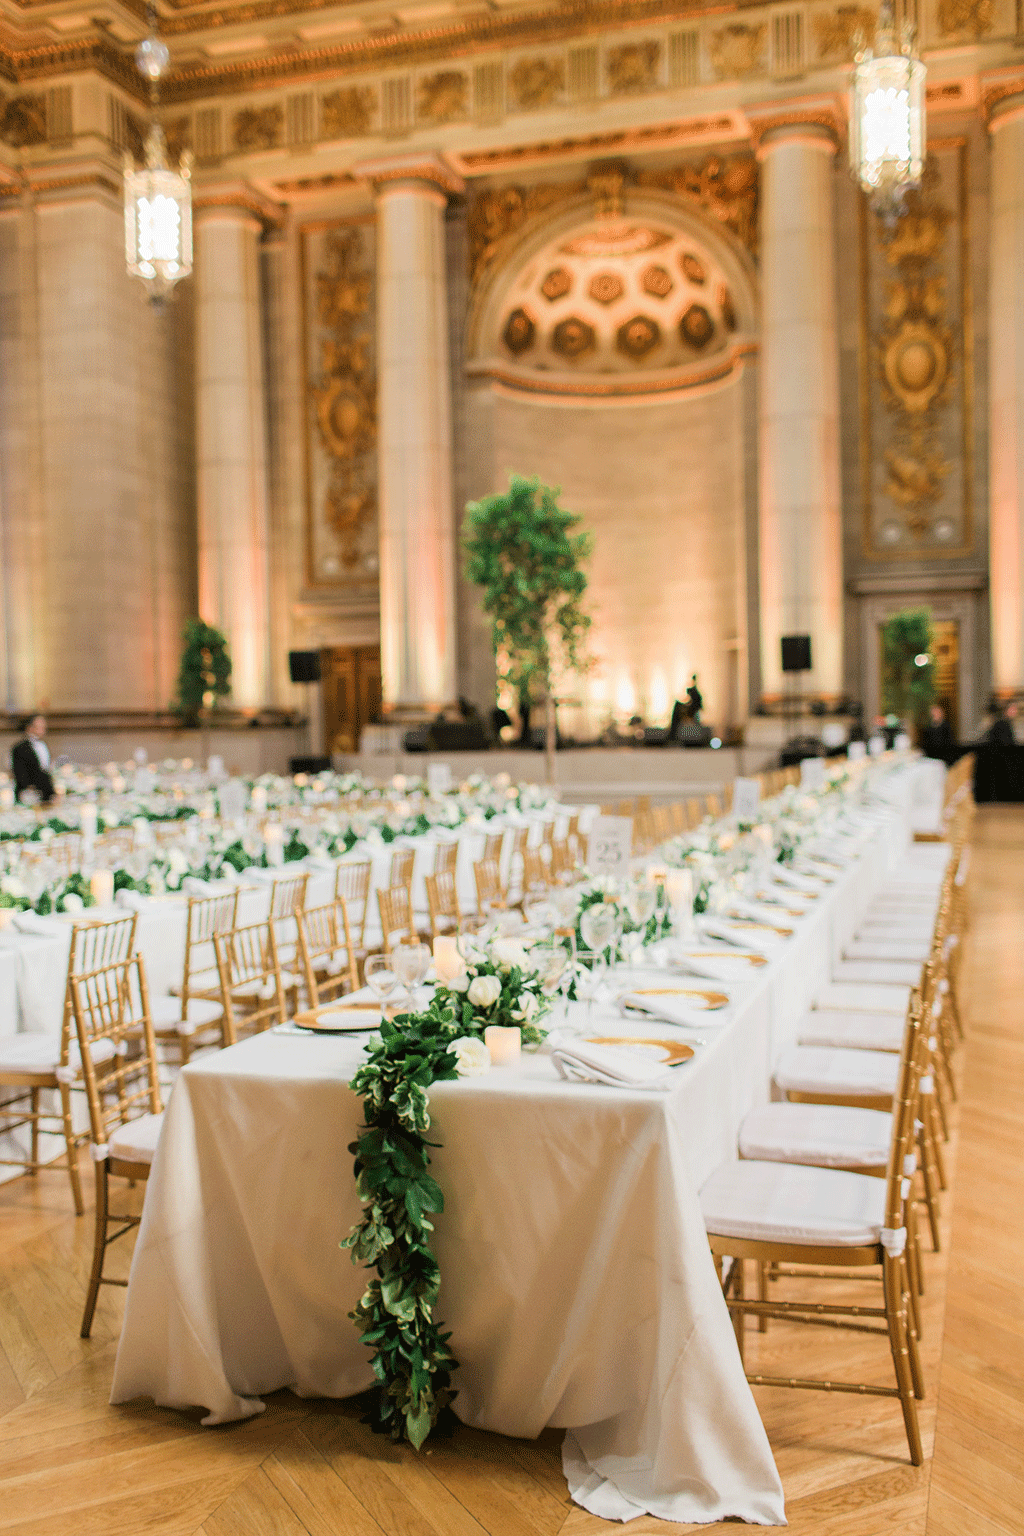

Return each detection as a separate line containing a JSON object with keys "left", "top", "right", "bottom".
{"left": 433, "top": 935, "right": 461, "bottom": 984}
{"left": 665, "top": 869, "right": 693, "bottom": 915}
{"left": 484, "top": 1024, "right": 521, "bottom": 1066}
{"left": 90, "top": 869, "right": 114, "bottom": 907}
{"left": 250, "top": 785, "right": 267, "bottom": 813}
{"left": 264, "top": 824, "right": 284, "bottom": 867}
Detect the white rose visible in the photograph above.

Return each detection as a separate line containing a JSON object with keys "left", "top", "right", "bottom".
{"left": 1, "top": 876, "right": 26, "bottom": 899}
{"left": 491, "top": 938, "right": 528, "bottom": 970}
{"left": 167, "top": 848, "right": 188, "bottom": 875}
{"left": 512, "top": 991, "right": 539, "bottom": 1021}
{"left": 468, "top": 974, "right": 502, "bottom": 1009}
{"left": 451, "top": 1036, "right": 490, "bottom": 1077}
{"left": 62, "top": 893, "right": 84, "bottom": 913}
{"left": 447, "top": 972, "right": 470, "bottom": 993}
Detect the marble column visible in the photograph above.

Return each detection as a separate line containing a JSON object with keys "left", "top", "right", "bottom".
{"left": 749, "top": 104, "right": 844, "bottom": 701}
{"left": 988, "top": 86, "right": 1024, "bottom": 695}
{"left": 194, "top": 186, "right": 274, "bottom": 709}
{"left": 355, "top": 153, "right": 463, "bottom": 714}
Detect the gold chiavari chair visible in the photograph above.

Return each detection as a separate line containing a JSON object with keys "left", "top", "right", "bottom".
{"left": 549, "top": 838, "right": 576, "bottom": 882}
{"left": 269, "top": 871, "right": 309, "bottom": 922}
{"left": 425, "top": 870, "right": 462, "bottom": 939}
{"left": 703, "top": 792, "right": 723, "bottom": 820}
{"left": 684, "top": 797, "right": 704, "bottom": 830}
{"left": 722, "top": 783, "right": 734, "bottom": 814}
{"left": 481, "top": 831, "right": 504, "bottom": 864}
{"left": 0, "top": 913, "right": 138, "bottom": 1215}
{"left": 474, "top": 858, "right": 507, "bottom": 915}
{"left": 668, "top": 801, "right": 688, "bottom": 836}
{"left": 506, "top": 825, "right": 530, "bottom": 902}
{"left": 519, "top": 848, "right": 548, "bottom": 901}
{"left": 72, "top": 954, "right": 163, "bottom": 1337}
{"left": 213, "top": 921, "right": 287, "bottom": 1044}
{"left": 566, "top": 813, "right": 581, "bottom": 861}
{"left": 701, "top": 995, "right": 926, "bottom": 1464}
{"left": 151, "top": 891, "right": 238, "bottom": 1067}
{"left": 377, "top": 884, "right": 415, "bottom": 953}
{"left": 433, "top": 839, "right": 459, "bottom": 876}
{"left": 335, "top": 860, "right": 372, "bottom": 954}
{"left": 388, "top": 847, "right": 415, "bottom": 897}
{"left": 296, "top": 900, "right": 359, "bottom": 1006}
{"left": 615, "top": 799, "right": 634, "bottom": 818}
{"left": 92, "top": 830, "right": 135, "bottom": 865}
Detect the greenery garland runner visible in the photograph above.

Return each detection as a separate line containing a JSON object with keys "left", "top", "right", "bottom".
{"left": 342, "top": 942, "right": 552, "bottom": 1447}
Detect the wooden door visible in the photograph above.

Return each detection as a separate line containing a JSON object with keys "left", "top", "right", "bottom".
{"left": 930, "top": 619, "right": 960, "bottom": 737}
{"left": 321, "top": 646, "right": 382, "bottom": 754}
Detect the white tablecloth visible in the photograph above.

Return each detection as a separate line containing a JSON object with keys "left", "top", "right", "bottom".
{"left": 109, "top": 766, "right": 926, "bottom": 1524}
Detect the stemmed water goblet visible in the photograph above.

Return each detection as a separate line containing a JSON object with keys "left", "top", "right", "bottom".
{"left": 390, "top": 942, "right": 431, "bottom": 1005}
{"left": 364, "top": 953, "right": 401, "bottom": 1017}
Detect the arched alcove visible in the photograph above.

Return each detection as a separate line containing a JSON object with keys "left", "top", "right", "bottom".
{"left": 460, "top": 186, "right": 759, "bottom": 735}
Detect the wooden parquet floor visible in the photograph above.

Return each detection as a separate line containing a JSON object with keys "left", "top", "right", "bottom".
{"left": 0, "top": 807, "right": 1021, "bottom": 1535}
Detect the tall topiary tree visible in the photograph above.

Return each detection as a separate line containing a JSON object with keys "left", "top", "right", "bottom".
{"left": 881, "top": 608, "right": 935, "bottom": 727}
{"left": 174, "top": 618, "right": 232, "bottom": 727}
{"left": 464, "top": 474, "right": 592, "bottom": 780}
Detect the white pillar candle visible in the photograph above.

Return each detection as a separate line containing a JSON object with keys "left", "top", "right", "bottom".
{"left": 433, "top": 935, "right": 461, "bottom": 984}
{"left": 0, "top": 787, "right": 13, "bottom": 809}
{"left": 90, "top": 869, "right": 114, "bottom": 907}
{"left": 484, "top": 1024, "right": 521, "bottom": 1066}
{"left": 263, "top": 824, "right": 284, "bottom": 867}
{"left": 250, "top": 784, "right": 267, "bottom": 813}
{"left": 665, "top": 870, "right": 694, "bottom": 915}
{"left": 80, "top": 803, "right": 98, "bottom": 841}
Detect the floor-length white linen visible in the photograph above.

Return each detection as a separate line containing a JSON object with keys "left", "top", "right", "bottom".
{"left": 109, "top": 762, "right": 929, "bottom": 1524}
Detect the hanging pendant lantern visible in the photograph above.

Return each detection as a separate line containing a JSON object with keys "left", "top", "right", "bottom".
{"left": 850, "top": 0, "right": 925, "bottom": 219}
{"left": 123, "top": 11, "right": 192, "bottom": 303}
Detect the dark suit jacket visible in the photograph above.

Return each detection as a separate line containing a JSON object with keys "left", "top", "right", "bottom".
{"left": 986, "top": 718, "right": 1016, "bottom": 747}
{"left": 11, "top": 739, "right": 54, "bottom": 802}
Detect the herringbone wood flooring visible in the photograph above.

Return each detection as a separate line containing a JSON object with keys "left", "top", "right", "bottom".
{"left": 0, "top": 808, "right": 1020, "bottom": 1535}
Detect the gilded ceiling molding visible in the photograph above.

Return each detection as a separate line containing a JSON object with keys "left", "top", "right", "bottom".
{"left": 745, "top": 95, "right": 847, "bottom": 153}
{"left": 353, "top": 151, "right": 464, "bottom": 196}
{"left": 981, "top": 68, "right": 1024, "bottom": 124}
{"left": 193, "top": 179, "right": 286, "bottom": 225}
{"left": 0, "top": 35, "right": 143, "bottom": 100}
{"left": 454, "top": 117, "right": 741, "bottom": 173}
{"left": 156, "top": 0, "right": 719, "bottom": 102}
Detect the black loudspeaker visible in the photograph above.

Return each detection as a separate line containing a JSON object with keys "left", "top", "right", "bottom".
{"left": 288, "top": 650, "right": 321, "bottom": 684}
{"left": 781, "top": 635, "right": 812, "bottom": 673}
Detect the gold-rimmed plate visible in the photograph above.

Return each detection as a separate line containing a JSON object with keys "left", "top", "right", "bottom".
{"left": 586, "top": 1035, "right": 695, "bottom": 1066}
{"left": 685, "top": 949, "right": 769, "bottom": 969}
{"left": 627, "top": 985, "right": 729, "bottom": 1011}
{"left": 293, "top": 1005, "right": 382, "bottom": 1033}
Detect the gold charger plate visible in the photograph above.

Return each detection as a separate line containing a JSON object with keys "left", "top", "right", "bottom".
{"left": 293, "top": 1005, "right": 382, "bottom": 1033}
{"left": 687, "top": 949, "right": 769, "bottom": 969}
{"left": 722, "top": 916, "right": 793, "bottom": 938}
{"left": 586, "top": 1035, "right": 695, "bottom": 1066}
{"left": 628, "top": 985, "right": 729, "bottom": 1011}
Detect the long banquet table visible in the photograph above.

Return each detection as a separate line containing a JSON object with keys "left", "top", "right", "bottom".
{"left": 110, "top": 764, "right": 928, "bottom": 1525}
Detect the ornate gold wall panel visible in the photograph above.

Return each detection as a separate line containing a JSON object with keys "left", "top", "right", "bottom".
{"left": 858, "top": 140, "right": 974, "bottom": 561}
{"left": 300, "top": 218, "right": 379, "bottom": 590}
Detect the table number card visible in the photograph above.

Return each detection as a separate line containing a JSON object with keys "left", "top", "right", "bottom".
{"left": 800, "top": 757, "right": 826, "bottom": 790}
{"left": 427, "top": 763, "right": 452, "bottom": 796}
{"left": 732, "top": 777, "right": 761, "bottom": 821}
{"left": 587, "top": 816, "right": 633, "bottom": 879}
{"left": 848, "top": 741, "right": 867, "bottom": 762}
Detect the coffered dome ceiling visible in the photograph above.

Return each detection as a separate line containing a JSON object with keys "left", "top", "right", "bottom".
{"left": 500, "top": 218, "right": 735, "bottom": 376}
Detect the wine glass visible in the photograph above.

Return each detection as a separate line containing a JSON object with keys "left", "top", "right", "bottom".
{"left": 364, "top": 954, "right": 400, "bottom": 1015}
{"left": 626, "top": 882, "right": 656, "bottom": 929}
{"left": 391, "top": 942, "right": 431, "bottom": 1000}
{"left": 530, "top": 943, "right": 568, "bottom": 1002}
{"left": 579, "top": 902, "right": 616, "bottom": 960}
{"left": 575, "top": 952, "right": 605, "bottom": 1020}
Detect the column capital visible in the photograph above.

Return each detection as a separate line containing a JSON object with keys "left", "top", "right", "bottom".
{"left": 193, "top": 179, "right": 285, "bottom": 229}
{"left": 745, "top": 96, "right": 846, "bottom": 158}
{"left": 353, "top": 151, "right": 464, "bottom": 199}
{"left": 982, "top": 67, "right": 1024, "bottom": 129}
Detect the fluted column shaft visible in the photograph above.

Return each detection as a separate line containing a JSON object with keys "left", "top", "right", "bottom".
{"left": 195, "top": 195, "right": 272, "bottom": 709}
{"left": 989, "top": 98, "right": 1024, "bottom": 694}
{"left": 359, "top": 155, "right": 462, "bottom": 713}
{"left": 756, "top": 122, "right": 844, "bottom": 700}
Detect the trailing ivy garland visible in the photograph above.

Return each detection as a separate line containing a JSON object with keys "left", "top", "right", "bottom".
{"left": 342, "top": 942, "right": 552, "bottom": 1447}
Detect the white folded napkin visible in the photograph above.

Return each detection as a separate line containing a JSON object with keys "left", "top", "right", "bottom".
{"left": 702, "top": 917, "right": 778, "bottom": 955}
{"left": 771, "top": 867, "right": 824, "bottom": 894}
{"left": 617, "top": 991, "right": 714, "bottom": 1029}
{"left": 11, "top": 911, "right": 63, "bottom": 936}
{"left": 551, "top": 1039, "right": 674, "bottom": 1090}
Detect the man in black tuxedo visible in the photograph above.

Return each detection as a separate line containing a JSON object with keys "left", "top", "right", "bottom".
{"left": 11, "top": 714, "right": 54, "bottom": 803}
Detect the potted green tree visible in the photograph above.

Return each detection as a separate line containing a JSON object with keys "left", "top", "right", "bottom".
{"left": 173, "top": 618, "right": 232, "bottom": 728}
{"left": 881, "top": 608, "right": 936, "bottom": 734}
{"left": 464, "top": 475, "right": 592, "bottom": 783}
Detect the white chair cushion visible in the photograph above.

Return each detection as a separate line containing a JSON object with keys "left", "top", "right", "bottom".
{"left": 739, "top": 1103, "right": 892, "bottom": 1168}
{"left": 797, "top": 1010, "right": 905, "bottom": 1052}
{"left": 814, "top": 982, "right": 911, "bottom": 1016}
{"left": 774, "top": 1045, "right": 900, "bottom": 1099}
{"left": 701, "top": 1160, "right": 887, "bottom": 1247}
{"left": 0, "top": 1035, "right": 60, "bottom": 1074}
{"left": 844, "top": 939, "right": 930, "bottom": 962}
{"left": 233, "top": 974, "right": 295, "bottom": 1001}
{"left": 831, "top": 959, "right": 923, "bottom": 986}
{"left": 149, "top": 995, "right": 224, "bottom": 1037}
{"left": 106, "top": 1112, "right": 163, "bottom": 1165}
